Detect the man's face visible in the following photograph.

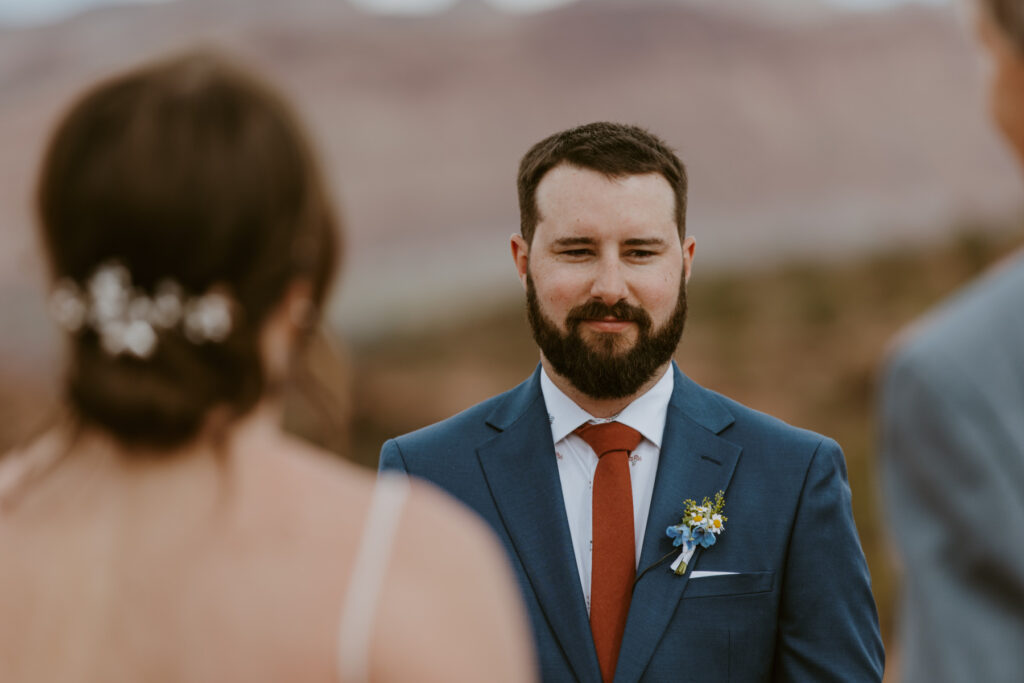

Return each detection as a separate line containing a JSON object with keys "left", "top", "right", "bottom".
{"left": 977, "top": 6, "right": 1024, "bottom": 166}
{"left": 511, "top": 164, "right": 695, "bottom": 399}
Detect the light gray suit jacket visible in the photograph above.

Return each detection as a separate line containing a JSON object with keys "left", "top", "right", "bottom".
{"left": 879, "top": 252, "right": 1024, "bottom": 682}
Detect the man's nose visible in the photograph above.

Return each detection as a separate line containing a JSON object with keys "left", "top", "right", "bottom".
{"left": 589, "top": 257, "right": 629, "bottom": 305}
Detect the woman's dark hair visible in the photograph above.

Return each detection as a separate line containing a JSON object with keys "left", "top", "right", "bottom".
{"left": 37, "top": 50, "right": 339, "bottom": 449}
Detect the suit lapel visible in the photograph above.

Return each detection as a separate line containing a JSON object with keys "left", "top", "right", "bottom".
{"left": 476, "top": 368, "right": 602, "bottom": 683}
{"left": 614, "top": 366, "right": 742, "bottom": 683}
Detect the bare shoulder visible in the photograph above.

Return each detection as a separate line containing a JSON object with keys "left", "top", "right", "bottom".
{"left": 400, "top": 480, "right": 500, "bottom": 555}
{"left": 0, "top": 429, "right": 79, "bottom": 518}
{"left": 227, "top": 432, "right": 378, "bottom": 588}
{"left": 392, "top": 479, "right": 524, "bottom": 591}
{"left": 239, "top": 431, "right": 377, "bottom": 521}
{"left": 371, "top": 480, "right": 538, "bottom": 683}
{"left": 236, "top": 445, "right": 537, "bottom": 681}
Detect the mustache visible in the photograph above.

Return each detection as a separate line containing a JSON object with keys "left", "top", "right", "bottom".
{"left": 566, "top": 300, "right": 652, "bottom": 329}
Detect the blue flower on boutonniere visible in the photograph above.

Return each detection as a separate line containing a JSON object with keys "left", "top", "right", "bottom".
{"left": 665, "top": 490, "right": 727, "bottom": 575}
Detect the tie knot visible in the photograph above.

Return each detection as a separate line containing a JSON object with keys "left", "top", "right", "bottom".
{"left": 574, "top": 421, "right": 643, "bottom": 459}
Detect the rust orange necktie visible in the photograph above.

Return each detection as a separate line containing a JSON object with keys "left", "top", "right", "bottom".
{"left": 575, "top": 421, "right": 644, "bottom": 683}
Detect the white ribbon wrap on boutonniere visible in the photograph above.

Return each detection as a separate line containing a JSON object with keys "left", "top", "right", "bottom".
{"left": 665, "top": 491, "right": 727, "bottom": 576}
{"left": 669, "top": 546, "right": 697, "bottom": 574}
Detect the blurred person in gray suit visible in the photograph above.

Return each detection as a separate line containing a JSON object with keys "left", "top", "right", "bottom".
{"left": 879, "top": 1, "right": 1024, "bottom": 681}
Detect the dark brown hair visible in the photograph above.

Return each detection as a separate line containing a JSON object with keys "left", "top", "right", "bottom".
{"left": 983, "top": 0, "right": 1024, "bottom": 52}
{"left": 37, "top": 51, "right": 339, "bottom": 449}
{"left": 516, "top": 121, "right": 688, "bottom": 244}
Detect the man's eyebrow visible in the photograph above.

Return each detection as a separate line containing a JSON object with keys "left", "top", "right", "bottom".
{"left": 552, "top": 237, "right": 598, "bottom": 247}
{"left": 623, "top": 238, "right": 667, "bottom": 247}
{"left": 550, "top": 237, "right": 668, "bottom": 248}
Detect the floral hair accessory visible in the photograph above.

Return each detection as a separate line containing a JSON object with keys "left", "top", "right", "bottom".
{"left": 49, "top": 261, "right": 234, "bottom": 360}
{"left": 665, "top": 491, "right": 727, "bottom": 576}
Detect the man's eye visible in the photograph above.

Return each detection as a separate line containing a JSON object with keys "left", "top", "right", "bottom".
{"left": 627, "top": 250, "right": 656, "bottom": 258}
{"left": 561, "top": 249, "right": 593, "bottom": 257}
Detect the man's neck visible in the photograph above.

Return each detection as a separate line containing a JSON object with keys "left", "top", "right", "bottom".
{"left": 539, "top": 356, "right": 673, "bottom": 418}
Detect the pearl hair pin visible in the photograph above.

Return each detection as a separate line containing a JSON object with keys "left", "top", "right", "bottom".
{"left": 49, "top": 261, "right": 234, "bottom": 360}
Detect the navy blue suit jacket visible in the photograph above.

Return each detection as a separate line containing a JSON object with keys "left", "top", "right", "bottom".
{"left": 379, "top": 364, "right": 883, "bottom": 682}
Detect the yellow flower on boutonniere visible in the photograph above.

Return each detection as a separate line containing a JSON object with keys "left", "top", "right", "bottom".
{"left": 665, "top": 491, "right": 727, "bottom": 575}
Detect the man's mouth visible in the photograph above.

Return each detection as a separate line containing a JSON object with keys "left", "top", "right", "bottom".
{"left": 582, "top": 317, "right": 635, "bottom": 333}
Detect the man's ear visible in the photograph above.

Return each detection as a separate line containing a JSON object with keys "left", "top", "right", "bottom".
{"left": 510, "top": 234, "right": 530, "bottom": 290}
{"left": 260, "top": 278, "right": 314, "bottom": 383}
{"left": 682, "top": 235, "right": 696, "bottom": 284}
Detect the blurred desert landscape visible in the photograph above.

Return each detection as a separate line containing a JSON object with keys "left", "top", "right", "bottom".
{"left": 2, "top": 0, "right": 1023, "bottom": 673}
{"left": 2, "top": 0, "right": 1020, "bottom": 348}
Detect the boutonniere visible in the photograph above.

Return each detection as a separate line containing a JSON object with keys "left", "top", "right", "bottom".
{"left": 665, "top": 491, "right": 727, "bottom": 575}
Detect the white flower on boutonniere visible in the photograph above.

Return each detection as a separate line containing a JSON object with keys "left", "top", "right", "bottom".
{"left": 665, "top": 491, "right": 727, "bottom": 575}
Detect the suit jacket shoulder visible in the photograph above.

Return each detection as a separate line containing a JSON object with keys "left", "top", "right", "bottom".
{"left": 887, "top": 251, "right": 1024, "bottom": 382}
{"left": 385, "top": 372, "right": 540, "bottom": 458}
{"left": 714, "top": 387, "right": 827, "bottom": 446}
{"left": 672, "top": 372, "right": 835, "bottom": 469}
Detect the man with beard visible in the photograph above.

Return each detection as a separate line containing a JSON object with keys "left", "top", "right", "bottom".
{"left": 380, "top": 122, "right": 883, "bottom": 683}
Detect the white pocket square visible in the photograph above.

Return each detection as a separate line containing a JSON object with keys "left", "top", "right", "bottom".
{"left": 690, "top": 570, "right": 739, "bottom": 578}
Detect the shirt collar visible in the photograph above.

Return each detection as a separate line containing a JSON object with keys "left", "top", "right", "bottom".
{"left": 540, "top": 364, "right": 674, "bottom": 448}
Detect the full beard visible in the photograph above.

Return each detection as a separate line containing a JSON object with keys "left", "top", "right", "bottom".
{"left": 525, "top": 273, "right": 687, "bottom": 400}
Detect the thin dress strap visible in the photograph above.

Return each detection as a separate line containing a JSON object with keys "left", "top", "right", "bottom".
{"left": 337, "top": 473, "right": 410, "bottom": 683}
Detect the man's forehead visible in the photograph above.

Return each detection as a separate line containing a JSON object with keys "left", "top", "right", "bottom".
{"left": 536, "top": 163, "right": 672, "bottom": 197}
{"left": 533, "top": 165, "right": 677, "bottom": 235}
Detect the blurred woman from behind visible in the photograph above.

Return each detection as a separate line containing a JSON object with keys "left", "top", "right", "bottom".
{"left": 0, "top": 51, "right": 535, "bottom": 683}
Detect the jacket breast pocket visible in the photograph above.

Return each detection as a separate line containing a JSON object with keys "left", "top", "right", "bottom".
{"left": 682, "top": 570, "right": 775, "bottom": 599}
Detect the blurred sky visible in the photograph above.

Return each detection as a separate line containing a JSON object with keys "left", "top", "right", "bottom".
{"left": 0, "top": 0, "right": 949, "bottom": 25}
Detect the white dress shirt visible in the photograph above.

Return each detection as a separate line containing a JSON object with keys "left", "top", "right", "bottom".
{"left": 540, "top": 366, "right": 673, "bottom": 614}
